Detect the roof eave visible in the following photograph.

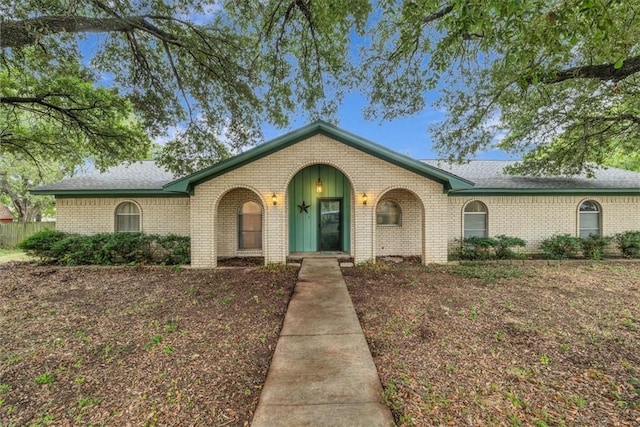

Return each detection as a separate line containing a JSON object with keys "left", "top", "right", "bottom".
{"left": 448, "top": 188, "right": 640, "bottom": 196}
{"left": 30, "top": 189, "right": 188, "bottom": 197}
{"left": 162, "top": 120, "right": 475, "bottom": 193}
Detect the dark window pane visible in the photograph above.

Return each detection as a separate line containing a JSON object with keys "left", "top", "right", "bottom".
{"left": 115, "top": 202, "right": 140, "bottom": 232}
{"left": 239, "top": 201, "right": 262, "bottom": 249}
{"left": 579, "top": 201, "right": 599, "bottom": 212}
{"left": 464, "top": 201, "right": 487, "bottom": 213}
{"left": 376, "top": 200, "right": 401, "bottom": 225}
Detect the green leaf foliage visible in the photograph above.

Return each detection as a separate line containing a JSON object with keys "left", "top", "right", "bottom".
{"left": 0, "top": 152, "right": 68, "bottom": 222}
{"left": 1, "top": 0, "right": 371, "bottom": 174}
{"left": 614, "top": 231, "right": 640, "bottom": 258}
{"left": 540, "top": 234, "right": 582, "bottom": 260}
{"left": 494, "top": 235, "right": 526, "bottom": 259}
{"left": 3, "top": 1, "right": 639, "bottom": 176}
{"left": 361, "top": 0, "right": 640, "bottom": 176}
{"left": 455, "top": 235, "right": 526, "bottom": 260}
{"left": 18, "top": 231, "right": 190, "bottom": 265}
{"left": 580, "top": 234, "right": 612, "bottom": 260}
{"left": 17, "top": 229, "right": 68, "bottom": 259}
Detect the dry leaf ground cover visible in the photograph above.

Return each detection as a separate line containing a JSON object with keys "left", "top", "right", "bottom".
{"left": 344, "top": 261, "right": 640, "bottom": 426}
{"left": 0, "top": 262, "right": 298, "bottom": 427}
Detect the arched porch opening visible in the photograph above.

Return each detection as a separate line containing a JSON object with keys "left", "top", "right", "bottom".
{"left": 287, "top": 164, "right": 352, "bottom": 254}
{"left": 216, "top": 187, "right": 264, "bottom": 258}
{"left": 375, "top": 188, "right": 425, "bottom": 260}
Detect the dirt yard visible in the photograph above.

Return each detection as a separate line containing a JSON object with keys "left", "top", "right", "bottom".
{"left": 344, "top": 261, "right": 640, "bottom": 426}
{"left": 0, "top": 262, "right": 298, "bottom": 426}
{"left": 2, "top": 260, "right": 639, "bottom": 426}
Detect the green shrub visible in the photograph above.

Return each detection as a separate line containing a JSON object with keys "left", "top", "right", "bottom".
{"left": 540, "top": 234, "right": 581, "bottom": 260}
{"left": 614, "top": 231, "right": 640, "bottom": 258}
{"left": 155, "top": 235, "right": 191, "bottom": 264}
{"left": 456, "top": 236, "right": 497, "bottom": 260}
{"left": 580, "top": 235, "right": 611, "bottom": 260}
{"left": 52, "top": 234, "right": 111, "bottom": 265}
{"left": 100, "top": 232, "right": 151, "bottom": 264}
{"left": 18, "top": 229, "right": 69, "bottom": 259}
{"left": 494, "top": 235, "right": 527, "bottom": 259}
{"left": 20, "top": 231, "right": 190, "bottom": 265}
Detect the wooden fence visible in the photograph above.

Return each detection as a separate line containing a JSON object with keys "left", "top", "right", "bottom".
{"left": 0, "top": 222, "right": 56, "bottom": 249}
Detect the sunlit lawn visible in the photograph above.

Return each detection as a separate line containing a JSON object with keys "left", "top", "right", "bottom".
{"left": 0, "top": 248, "right": 32, "bottom": 263}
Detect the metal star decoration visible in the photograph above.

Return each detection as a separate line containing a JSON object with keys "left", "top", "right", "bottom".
{"left": 297, "top": 201, "right": 310, "bottom": 213}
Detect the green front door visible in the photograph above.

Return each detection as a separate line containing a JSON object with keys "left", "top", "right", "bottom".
{"left": 318, "top": 198, "right": 342, "bottom": 251}
{"left": 288, "top": 164, "right": 351, "bottom": 253}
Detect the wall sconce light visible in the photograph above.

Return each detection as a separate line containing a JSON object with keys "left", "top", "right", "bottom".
{"left": 362, "top": 193, "right": 368, "bottom": 205}
{"left": 316, "top": 178, "right": 323, "bottom": 193}
{"left": 272, "top": 194, "right": 277, "bottom": 206}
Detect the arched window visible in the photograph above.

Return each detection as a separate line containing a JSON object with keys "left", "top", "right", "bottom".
{"left": 376, "top": 200, "right": 401, "bottom": 225}
{"left": 239, "top": 201, "right": 262, "bottom": 249}
{"left": 463, "top": 201, "right": 487, "bottom": 238}
{"left": 579, "top": 200, "right": 601, "bottom": 237}
{"left": 115, "top": 202, "right": 140, "bottom": 232}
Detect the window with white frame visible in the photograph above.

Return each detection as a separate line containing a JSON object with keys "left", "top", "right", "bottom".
{"left": 239, "top": 201, "right": 262, "bottom": 249}
{"left": 115, "top": 202, "right": 140, "bottom": 232}
{"left": 376, "top": 200, "right": 401, "bottom": 225}
{"left": 463, "top": 201, "right": 487, "bottom": 238}
{"left": 579, "top": 200, "right": 601, "bottom": 237}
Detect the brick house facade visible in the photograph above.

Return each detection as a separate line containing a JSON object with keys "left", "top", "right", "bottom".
{"left": 34, "top": 121, "right": 640, "bottom": 267}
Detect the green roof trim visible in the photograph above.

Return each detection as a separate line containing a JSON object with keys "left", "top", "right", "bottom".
{"left": 162, "top": 120, "right": 475, "bottom": 193}
{"left": 449, "top": 188, "right": 640, "bottom": 196}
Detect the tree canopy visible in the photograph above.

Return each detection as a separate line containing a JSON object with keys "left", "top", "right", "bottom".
{"left": 2, "top": 0, "right": 639, "bottom": 176}
{"left": 0, "top": 153, "right": 65, "bottom": 222}
{"left": 361, "top": 0, "right": 640, "bottom": 176}
{"left": 1, "top": 0, "right": 369, "bottom": 174}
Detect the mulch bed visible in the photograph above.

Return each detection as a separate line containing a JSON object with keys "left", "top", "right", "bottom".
{"left": 217, "top": 257, "right": 265, "bottom": 267}
{"left": 0, "top": 262, "right": 298, "bottom": 426}
{"left": 344, "top": 262, "right": 640, "bottom": 426}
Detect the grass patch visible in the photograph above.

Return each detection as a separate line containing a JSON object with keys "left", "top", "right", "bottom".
{"left": 0, "top": 248, "right": 31, "bottom": 263}
{"left": 34, "top": 373, "right": 54, "bottom": 385}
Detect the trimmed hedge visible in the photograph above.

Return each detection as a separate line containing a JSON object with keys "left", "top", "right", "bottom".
{"left": 540, "top": 234, "right": 582, "bottom": 260}
{"left": 18, "top": 230, "right": 190, "bottom": 265}
{"left": 614, "top": 231, "right": 640, "bottom": 258}
{"left": 580, "top": 235, "right": 612, "bottom": 260}
{"left": 454, "top": 235, "right": 526, "bottom": 261}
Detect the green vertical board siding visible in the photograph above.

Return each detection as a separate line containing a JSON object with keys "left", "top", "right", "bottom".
{"left": 288, "top": 165, "right": 350, "bottom": 252}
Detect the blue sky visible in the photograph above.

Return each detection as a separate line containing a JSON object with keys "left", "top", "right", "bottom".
{"left": 261, "top": 91, "right": 513, "bottom": 161}
{"left": 85, "top": 15, "right": 515, "bottom": 163}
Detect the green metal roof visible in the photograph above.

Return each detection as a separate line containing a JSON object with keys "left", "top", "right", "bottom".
{"left": 162, "top": 120, "right": 475, "bottom": 193}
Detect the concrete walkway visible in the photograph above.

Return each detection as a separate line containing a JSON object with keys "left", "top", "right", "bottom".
{"left": 252, "top": 258, "right": 394, "bottom": 427}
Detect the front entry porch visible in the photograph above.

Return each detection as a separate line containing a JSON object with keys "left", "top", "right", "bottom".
{"left": 288, "top": 164, "right": 352, "bottom": 255}
{"left": 287, "top": 251, "right": 353, "bottom": 264}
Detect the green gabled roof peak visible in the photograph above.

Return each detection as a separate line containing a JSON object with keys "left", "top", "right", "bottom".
{"left": 162, "top": 120, "right": 474, "bottom": 193}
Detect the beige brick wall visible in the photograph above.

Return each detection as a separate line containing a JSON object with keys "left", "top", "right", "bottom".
{"left": 56, "top": 197, "right": 190, "bottom": 236}
{"left": 376, "top": 189, "right": 423, "bottom": 256}
{"left": 55, "top": 152, "right": 640, "bottom": 267}
{"left": 448, "top": 195, "right": 640, "bottom": 252}
{"left": 190, "top": 135, "right": 448, "bottom": 267}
